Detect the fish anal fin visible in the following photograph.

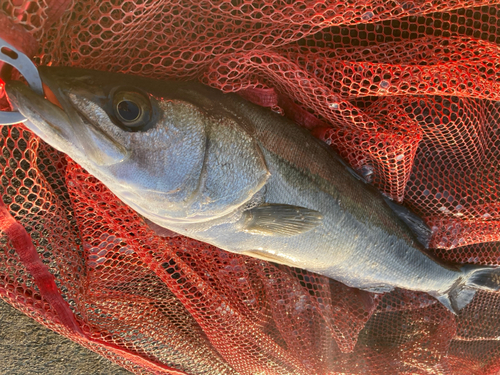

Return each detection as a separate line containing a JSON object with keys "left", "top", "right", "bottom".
{"left": 242, "top": 203, "right": 322, "bottom": 236}
{"left": 383, "top": 196, "right": 432, "bottom": 248}
{"left": 359, "top": 285, "right": 394, "bottom": 294}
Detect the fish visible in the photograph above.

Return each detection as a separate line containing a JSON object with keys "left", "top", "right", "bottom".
{"left": 5, "top": 66, "right": 500, "bottom": 314}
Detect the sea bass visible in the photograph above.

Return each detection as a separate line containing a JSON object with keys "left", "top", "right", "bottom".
{"left": 5, "top": 67, "right": 500, "bottom": 313}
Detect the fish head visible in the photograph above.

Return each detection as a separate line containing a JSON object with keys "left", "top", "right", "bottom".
{"left": 4, "top": 67, "right": 213, "bottom": 222}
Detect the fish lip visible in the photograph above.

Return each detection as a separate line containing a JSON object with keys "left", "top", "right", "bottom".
{"left": 5, "top": 67, "right": 128, "bottom": 167}
{"left": 36, "top": 67, "right": 130, "bottom": 166}
{"left": 5, "top": 79, "right": 73, "bottom": 141}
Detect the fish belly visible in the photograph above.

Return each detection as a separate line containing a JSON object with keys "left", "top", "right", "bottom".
{"left": 194, "top": 149, "right": 460, "bottom": 297}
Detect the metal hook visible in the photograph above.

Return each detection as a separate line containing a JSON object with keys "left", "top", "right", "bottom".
{"left": 0, "top": 37, "right": 43, "bottom": 125}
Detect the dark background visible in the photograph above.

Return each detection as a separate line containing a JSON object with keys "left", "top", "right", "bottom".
{"left": 0, "top": 299, "right": 131, "bottom": 375}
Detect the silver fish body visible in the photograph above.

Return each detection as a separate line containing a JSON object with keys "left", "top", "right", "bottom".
{"left": 6, "top": 67, "right": 500, "bottom": 313}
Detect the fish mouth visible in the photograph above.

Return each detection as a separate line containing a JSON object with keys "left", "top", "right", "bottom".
{"left": 5, "top": 67, "right": 129, "bottom": 166}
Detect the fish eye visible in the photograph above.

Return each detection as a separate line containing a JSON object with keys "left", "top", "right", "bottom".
{"left": 117, "top": 100, "right": 140, "bottom": 122}
{"left": 112, "top": 91, "right": 152, "bottom": 131}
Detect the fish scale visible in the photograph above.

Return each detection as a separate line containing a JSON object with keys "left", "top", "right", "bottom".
{"left": 5, "top": 66, "right": 500, "bottom": 314}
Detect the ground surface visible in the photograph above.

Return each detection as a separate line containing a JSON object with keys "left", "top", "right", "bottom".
{"left": 0, "top": 299, "right": 132, "bottom": 375}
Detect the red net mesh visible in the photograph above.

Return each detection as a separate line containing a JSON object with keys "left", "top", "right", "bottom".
{"left": 2, "top": 1, "right": 500, "bottom": 374}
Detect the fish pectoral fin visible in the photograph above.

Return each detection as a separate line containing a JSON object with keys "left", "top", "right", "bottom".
{"left": 383, "top": 196, "right": 432, "bottom": 248}
{"left": 241, "top": 203, "right": 322, "bottom": 236}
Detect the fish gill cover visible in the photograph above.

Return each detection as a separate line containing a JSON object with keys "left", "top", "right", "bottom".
{"left": 1, "top": 0, "right": 500, "bottom": 374}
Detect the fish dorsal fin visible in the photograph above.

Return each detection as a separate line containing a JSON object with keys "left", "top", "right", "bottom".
{"left": 383, "top": 196, "right": 432, "bottom": 248}
{"left": 242, "top": 203, "right": 323, "bottom": 236}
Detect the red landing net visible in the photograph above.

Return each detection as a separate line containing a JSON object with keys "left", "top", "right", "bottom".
{"left": 1, "top": 1, "right": 500, "bottom": 374}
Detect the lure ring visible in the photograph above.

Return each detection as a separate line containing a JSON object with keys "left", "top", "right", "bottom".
{"left": 0, "top": 36, "right": 43, "bottom": 125}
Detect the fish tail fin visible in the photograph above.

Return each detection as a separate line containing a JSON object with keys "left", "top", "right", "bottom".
{"left": 464, "top": 265, "right": 500, "bottom": 291}
{"left": 437, "top": 265, "right": 500, "bottom": 314}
